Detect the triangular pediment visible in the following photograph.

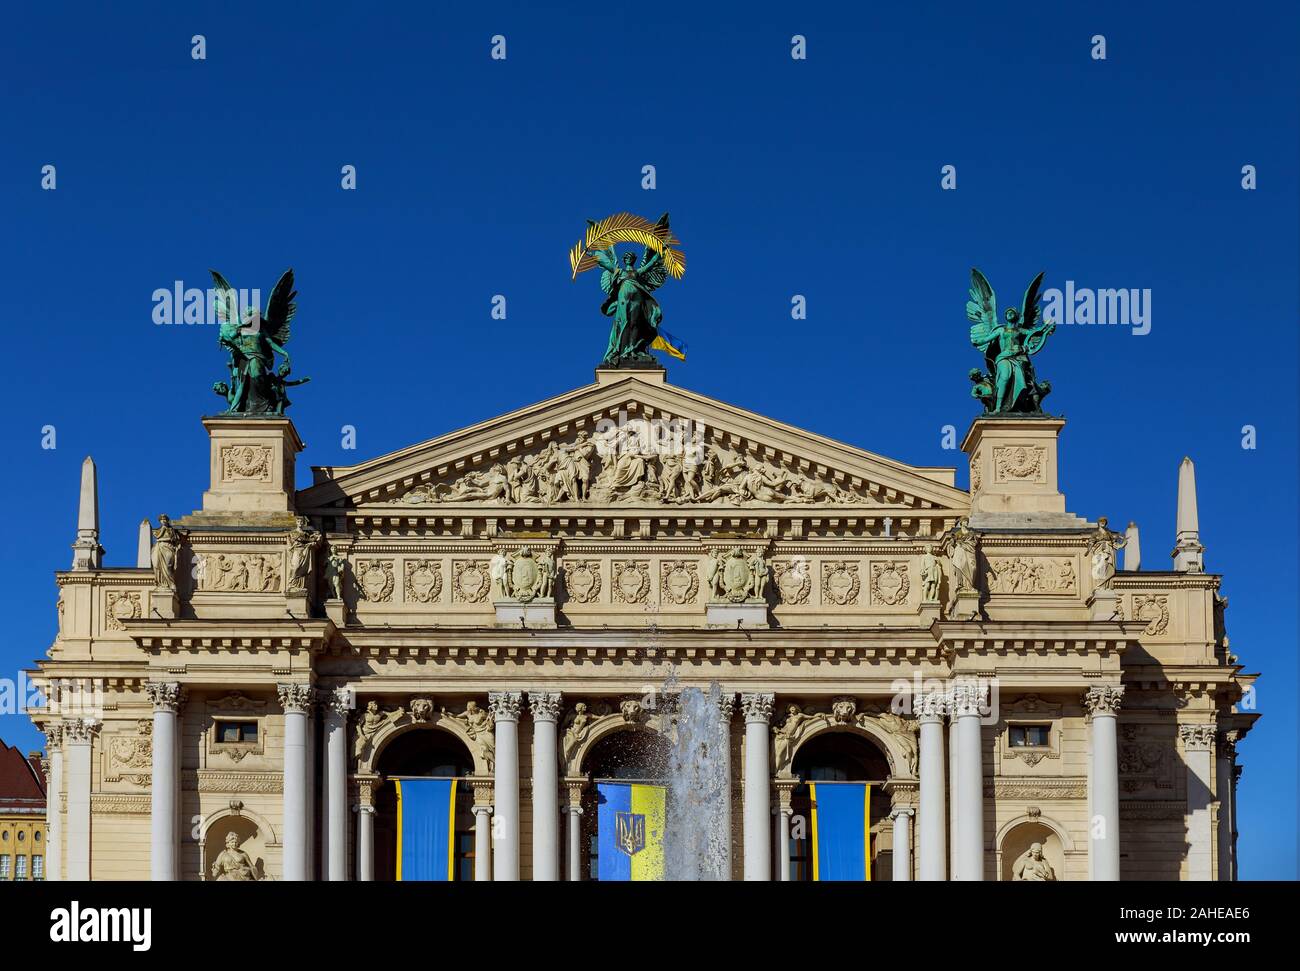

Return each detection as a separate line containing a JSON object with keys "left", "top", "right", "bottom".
{"left": 296, "top": 371, "right": 970, "bottom": 516}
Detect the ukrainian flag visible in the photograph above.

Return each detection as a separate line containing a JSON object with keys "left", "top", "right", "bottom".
{"left": 651, "top": 328, "right": 687, "bottom": 361}
{"left": 809, "top": 782, "right": 872, "bottom": 881}
{"left": 395, "top": 778, "right": 458, "bottom": 881}
{"left": 596, "top": 782, "right": 666, "bottom": 881}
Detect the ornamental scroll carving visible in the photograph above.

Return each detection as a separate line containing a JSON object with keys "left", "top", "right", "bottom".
{"left": 221, "top": 445, "right": 273, "bottom": 482}
{"left": 354, "top": 559, "right": 395, "bottom": 602}
{"left": 611, "top": 560, "right": 651, "bottom": 604}
{"left": 452, "top": 560, "right": 491, "bottom": 603}
{"left": 384, "top": 429, "right": 872, "bottom": 508}
{"left": 104, "top": 591, "right": 141, "bottom": 631}
{"left": 772, "top": 559, "right": 812, "bottom": 604}
{"left": 993, "top": 445, "right": 1045, "bottom": 483}
{"left": 986, "top": 557, "right": 1077, "bottom": 595}
{"left": 403, "top": 560, "right": 443, "bottom": 604}
{"left": 562, "top": 560, "right": 602, "bottom": 603}
{"left": 106, "top": 719, "right": 153, "bottom": 786}
{"left": 1132, "top": 594, "right": 1170, "bottom": 636}
{"left": 660, "top": 560, "right": 700, "bottom": 605}
{"left": 821, "top": 561, "right": 861, "bottom": 606}
{"left": 869, "top": 561, "right": 910, "bottom": 606}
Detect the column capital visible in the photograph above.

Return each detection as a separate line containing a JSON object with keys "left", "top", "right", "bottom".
{"left": 889, "top": 806, "right": 916, "bottom": 821}
{"left": 42, "top": 723, "right": 64, "bottom": 749}
{"left": 527, "top": 690, "right": 563, "bottom": 722}
{"left": 1179, "top": 723, "right": 1216, "bottom": 752}
{"left": 914, "top": 691, "right": 949, "bottom": 723}
{"left": 353, "top": 774, "right": 380, "bottom": 808}
{"left": 1083, "top": 684, "right": 1124, "bottom": 718}
{"left": 277, "top": 682, "right": 315, "bottom": 714}
{"left": 489, "top": 691, "right": 523, "bottom": 723}
{"left": 950, "top": 680, "right": 989, "bottom": 718}
{"left": 1217, "top": 730, "right": 1240, "bottom": 759}
{"left": 564, "top": 776, "right": 589, "bottom": 808}
{"left": 62, "top": 718, "right": 99, "bottom": 744}
{"left": 146, "top": 681, "right": 182, "bottom": 714}
{"left": 321, "top": 687, "right": 353, "bottom": 718}
{"left": 740, "top": 692, "right": 774, "bottom": 724}
{"left": 716, "top": 691, "right": 737, "bottom": 721}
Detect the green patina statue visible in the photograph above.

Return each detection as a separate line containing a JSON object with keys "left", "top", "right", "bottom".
{"left": 966, "top": 268, "right": 1054, "bottom": 415}
{"left": 209, "top": 268, "right": 309, "bottom": 415}
{"left": 569, "top": 212, "right": 687, "bottom": 367}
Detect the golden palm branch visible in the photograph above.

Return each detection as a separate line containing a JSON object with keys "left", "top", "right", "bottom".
{"left": 569, "top": 212, "right": 686, "bottom": 280}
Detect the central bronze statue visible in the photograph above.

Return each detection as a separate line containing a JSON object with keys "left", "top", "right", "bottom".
{"left": 209, "top": 268, "right": 309, "bottom": 415}
{"left": 966, "top": 268, "right": 1055, "bottom": 415}
{"left": 570, "top": 212, "right": 687, "bottom": 367}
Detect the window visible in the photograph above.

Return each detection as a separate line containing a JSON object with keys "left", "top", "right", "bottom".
{"left": 216, "top": 721, "right": 258, "bottom": 744}
{"left": 16, "top": 831, "right": 25, "bottom": 842}
{"left": 34, "top": 831, "right": 41, "bottom": 843}
{"left": 0, "top": 856, "right": 9, "bottom": 879}
{"left": 1009, "top": 724, "right": 1051, "bottom": 747}
{"left": 32, "top": 856, "right": 43, "bottom": 880}
{"left": 15, "top": 856, "right": 26, "bottom": 880}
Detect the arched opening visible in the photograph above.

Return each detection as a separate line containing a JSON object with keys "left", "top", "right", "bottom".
{"left": 373, "top": 728, "right": 477, "bottom": 881}
{"left": 1000, "top": 821, "right": 1065, "bottom": 881}
{"left": 204, "top": 814, "right": 269, "bottom": 881}
{"left": 788, "top": 730, "right": 891, "bottom": 881}
{"left": 580, "top": 727, "right": 672, "bottom": 880}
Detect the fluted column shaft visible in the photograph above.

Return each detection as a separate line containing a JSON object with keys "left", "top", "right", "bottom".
{"left": 740, "top": 693, "right": 774, "bottom": 881}
{"left": 529, "top": 691, "right": 562, "bottom": 881}
{"left": 490, "top": 692, "right": 522, "bottom": 880}
{"left": 1086, "top": 685, "right": 1123, "bottom": 881}
{"left": 147, "top": 682, "right": 180, "bottom": 881}
{"left": 916, "top": 693, "right": 947, "bottom": 881}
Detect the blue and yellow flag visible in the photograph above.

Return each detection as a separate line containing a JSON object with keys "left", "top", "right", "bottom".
{"left": 809, "top": 782, "right": 871, "bottom": 881}
{"left": 596, "top": 782, "right": 666, "bottom": 881}
{"left": 651, "top": 328, "right": 687, "bottom": 361}
{"left": 395, "top": 778, "right": 457, "bottom": 881}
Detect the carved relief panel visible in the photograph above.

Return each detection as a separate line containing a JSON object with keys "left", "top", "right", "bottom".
{"left": 821, "top": 560, "right": 861, "bottom": 606}
{"left": 104, "top": 590, "right": 141, "bottom": 632}
{"left": 103, "top": 719, "right": 152, "bottom": 786}
{"left": 612, "top": 560, "right": 652, "bottom": 604}
{"left": 354, "top": 559, "right": 396, "bottom": 603}
{"left": 221, "top": 444, "right": 273, "bottom": 482}
{"left": 1131, "top": 594, "right": 1171, "bottom": 636}
{"left": 659, "top": 560, "right": 699, "bottom": 605}
{"left": 196, "top": 552, "right": 283, "bottom": 593}
{"left": 452, "top": 560, "right": 491, "bottom": 603}
{"left": 772, "top": 558, "right": 812, "bottom": 605}
{"left": 403, "top": 559, "right": 444, "bottom": 604}
{"left": 869, "top": 560, "right": 911, "bottom": 607}
{"left": 562, "top": 559, "right": 602, "bottom": 604}
{"left": 986, "top": 556, "right": 1077, "bottom": 595}
{"left": 992, "top": 445, "right": 1046, "bottom": 484}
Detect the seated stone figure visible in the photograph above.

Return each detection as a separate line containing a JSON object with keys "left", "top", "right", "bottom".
{"left": 211, "top": 831, "right": 259, "bottom": 881}
{"left": 1012, "top": 842, "right": 1056, "bottom": 881}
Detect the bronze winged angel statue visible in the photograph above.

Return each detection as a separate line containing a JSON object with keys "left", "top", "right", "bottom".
{"left": 966, "top": 268, "right": 1054, "bottom": 414}
{"left": 209, "top": 268, "right": 310, "bottom": 415}
{"left": 569, "top": 212, "right": 688, "bottom": 366}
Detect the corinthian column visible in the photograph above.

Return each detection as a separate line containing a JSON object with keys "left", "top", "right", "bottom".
{"left": 1181, "top": 722, "right": 1215, "bottom": 881}
{"left": 277, "top": 683, "right": 314, "bottom": 881}
{"left": 740, "top": 693, "right": 774, "bottom": 881}
{"left": 489, "top": 691, "right": 522, "bottom": 881}
{"left": 354, "top": 777, "right": 377, "bottom": 881}
{"left": 44, "top": 725, "right": 63, "bottom": 882}
{"left": 63, "top": 718, "right": 96, "bottom": 881}
{"left": 323, "top": 688, "right": 351, "bottom": 881}
{"left": 1217, "top": 731, "right": 1239, "bottom": 881}
{"left": 146, "top": 682, "right": 181, "bottom": 881}
{"left": 915, "top": 692, "right": 947, "bottom": 881}
{"left": 1085, "top": 684, "right": 1124, "bottom": 881}
{"left": 528, "top": 691, "right": 562, "bottom": 881}
{"left": 950, "top": 680, "right": 987, "bottom": 881}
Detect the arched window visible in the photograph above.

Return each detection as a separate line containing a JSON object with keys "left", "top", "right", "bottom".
{"left": 580, "top": 728, "right": 672, "bottom": 880}
{"left": 373, "top": 729, "right": 476, "bottom": 881}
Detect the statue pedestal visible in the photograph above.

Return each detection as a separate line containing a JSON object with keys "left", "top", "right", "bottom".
{"left": 952, "top": 588, "right": 982, "bottom": 621}
{"left": 1088, "top": 587, "right": 1121, "bottom": 621}
{"left": 197, "top": 416, "right": 303, "bottom": 521}
{"left": 706, "top": 601, "right": 769, "bottom": 629}
{"left": 150, "top": 588, "right": 178, "bottom": 620}
{"left": 495, "top": 600, "right": 557, "bottom": 628}
{"left": 918, "top": 600, "right": 942, "bottom": 625}
{"left": 286, "top": 590, "right": 310, "bottom": 619}
{"left": 324, "top": 598, "right": 346, "bottom": 626}
{"left": 962, "top": 417, "right": 1087, "bottom": 528}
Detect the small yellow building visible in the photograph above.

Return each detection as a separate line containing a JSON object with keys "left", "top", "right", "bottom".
{"left": 0, "top": 741, "right": 47, "bottom": 881}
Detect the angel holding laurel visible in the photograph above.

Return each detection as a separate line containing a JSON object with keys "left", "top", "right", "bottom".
{"left": 570, "top": 212, "right": 688, "bottom": 366}
{"left": 966, "top": 268, "right": 1054, "bottom": 415}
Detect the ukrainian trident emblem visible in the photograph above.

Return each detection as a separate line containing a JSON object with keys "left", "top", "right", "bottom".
{"left": 614, "top": 811, "right": 647, "bottom": 857}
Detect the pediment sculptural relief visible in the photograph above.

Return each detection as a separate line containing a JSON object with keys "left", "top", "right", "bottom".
{"left": 385, "top": 424, "right": 870, "bottom": 508}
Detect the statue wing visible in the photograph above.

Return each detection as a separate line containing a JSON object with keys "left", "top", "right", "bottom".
{"left": 209, "top": 270, "right": 241, "bottom": 338}
{"left": 1020, "top": 271, "right": 1053, "bottom": 354}
{"left": 637, "top": 247, "right": 667, "bottom": 291}
{"left": 966, "top": 268, "right": 998, "bottom": 341}
{"left": 262, "top": 269, "right": 298, "bottom": 345}
{"left": 593, "top": 247, "right": 618, "bottom": 294}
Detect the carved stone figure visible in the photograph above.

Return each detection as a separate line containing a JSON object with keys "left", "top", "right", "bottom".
{"left": 772, "top": 704, "right": 814, "bottom": 776}
{"left": 941, "top": 517, "right": 979, "bottom": 614}
{"left": 211, "top": 831, "right": 259, "bottom": 881}
{"left": 353, "top": 700, "right": 403, "bottom": 760}
{"left": 1088, "top": 516, "right": 1126, "bottom": 587}
{"left": 286, "top": 516, "right": 321, "bottom": 593}
{"left": 704, "top": 549, "right": 726, "bottom": 601}
{"left": 536, "top": 549, "right": 556, "bottom": 599}
{"left": 748, "top": 550, "right": 769, "bottom": 600}
{"left": 1012, "top": 842, "right": 1056, "bottom": 881}
{"left": 920, "top": 545, "right": 943, "bottom": 604}
{"left": 325, "top": 551, "right": 346, "bottom": 600}
{"left": 868, "top": 711, "right": 919, "bottom": 776}
{"left": 454, "top": 700, "right": 495, "bottom": 771}
{"left": 489, "top": 552, "right": 512, "bottom": 601}
{"left": 561, "top": 701, "right": 596, "bottom": 765}
{"left": 150, "top": 514, "right": 186, "bottom": 590}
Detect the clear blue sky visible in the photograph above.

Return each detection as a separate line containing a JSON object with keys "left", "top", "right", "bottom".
{"left": 1, "top": 1, "right": 1295, "bottom": 878}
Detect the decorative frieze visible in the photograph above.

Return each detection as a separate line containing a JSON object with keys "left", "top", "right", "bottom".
{"left": 1179, "top": 723, "right": 1216, "bottom": 752}
{"left": 986, "top": 556, "right": 1077, "bottom": 595}
{"left": 91, "top": 793, "right": 151, "bottom": 815}
{"left": 196, "top": 770, "right": 283, "bottom": 794}
{"left": 196, "top": 552, "right": 282, "bottom": 593}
